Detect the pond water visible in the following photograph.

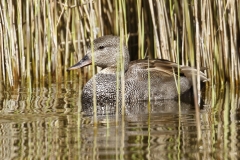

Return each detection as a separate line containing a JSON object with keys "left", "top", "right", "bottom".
{"left": 0, "top": 81, "right": 239, "bottom": 159}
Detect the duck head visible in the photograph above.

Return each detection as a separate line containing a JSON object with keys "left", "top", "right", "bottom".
{"left": 67, "top": 35, "right": 130, "bottom": 71}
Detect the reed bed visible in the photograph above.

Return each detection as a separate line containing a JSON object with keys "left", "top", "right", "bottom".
{"left": 1, "top": 0, "right": 239, "bottom": 89}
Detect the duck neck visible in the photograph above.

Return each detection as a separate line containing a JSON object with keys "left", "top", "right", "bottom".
{"left": 100, "top": 57, "right": 129, "bottom": 75}
{"left": 112, "top": 46, "right": 130, "bottom": 73}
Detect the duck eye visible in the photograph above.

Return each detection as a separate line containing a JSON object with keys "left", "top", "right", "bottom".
{"left": 98, "top": 46, "right": 105, "bottom": 50}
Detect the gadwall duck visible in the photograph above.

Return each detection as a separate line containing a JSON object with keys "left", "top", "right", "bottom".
{"left": 68, "top": 35, "right": 207, "bottom": 102}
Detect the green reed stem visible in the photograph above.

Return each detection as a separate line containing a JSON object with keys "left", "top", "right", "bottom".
{"left": 89, "top": 4, "right": 97, "bottom": 127}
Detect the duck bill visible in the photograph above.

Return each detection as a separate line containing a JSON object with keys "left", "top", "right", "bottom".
{"left": 67, "top": 55, "right": 92, "bottom": 70}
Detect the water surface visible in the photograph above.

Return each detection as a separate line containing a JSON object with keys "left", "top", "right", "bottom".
{"left": 0, "top": 82, "right": 239, "bottom": 159}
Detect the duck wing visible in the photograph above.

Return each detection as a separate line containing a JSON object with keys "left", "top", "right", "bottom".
{"left": 128, "top": 59, "right": 208, "bottom": 81}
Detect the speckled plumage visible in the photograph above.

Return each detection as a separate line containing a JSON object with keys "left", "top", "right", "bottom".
{"left": 68, "top": 35, "right": 207, "bottom": 102}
